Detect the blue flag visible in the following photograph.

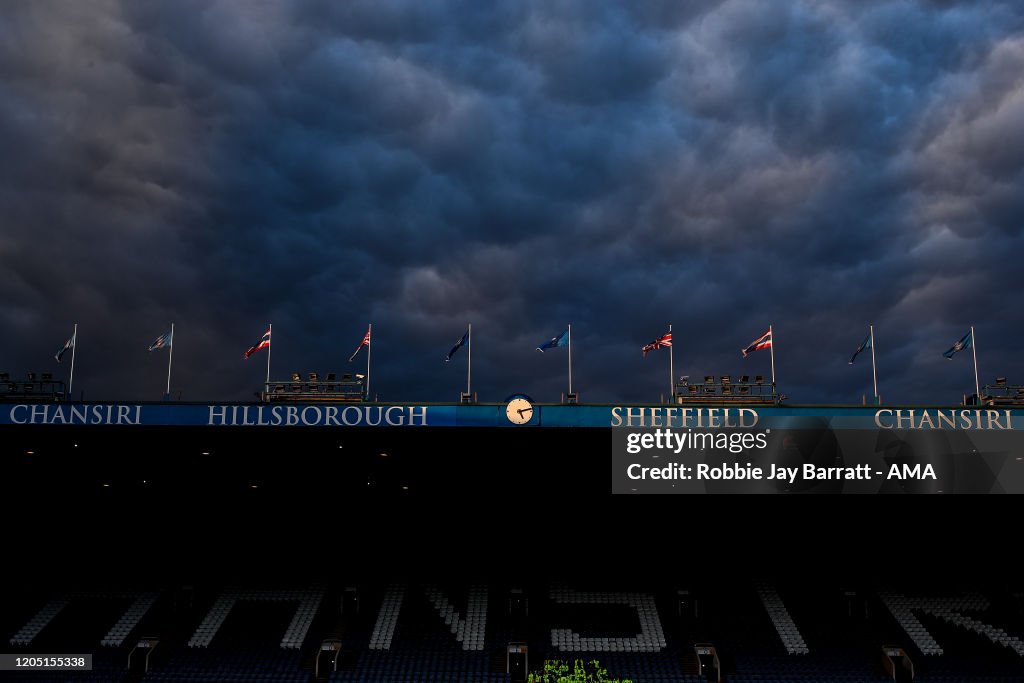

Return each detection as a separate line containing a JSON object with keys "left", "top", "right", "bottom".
{"left": 848, "top": 332, "right": 872, "bottom": 364}
{"left": 148, "top": 330, "right": 173, "bottom": 352}
{"left": 446, "top": 329, "right": 469, "bottom": 362}
{"left": 943, "top": 330, "right": 972, "bottom": 359}
{"left": 536, "top": 329, "right": 569, "bottom": 352}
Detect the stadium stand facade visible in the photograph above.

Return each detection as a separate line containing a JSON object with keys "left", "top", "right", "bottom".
{"left": 3, "top": 413, "right": 1022, "bottom": 681}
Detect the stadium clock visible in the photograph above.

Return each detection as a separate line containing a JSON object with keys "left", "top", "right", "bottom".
{"left": 505, "top": 395, "right": 535, "bottom": 425}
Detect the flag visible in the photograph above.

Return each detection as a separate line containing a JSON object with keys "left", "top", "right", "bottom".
{"left": 349, "top": 326, "right": 371, "bottom": 362}
{"left": 943, "top": 330, "right": 973, "bottom": 360}
{"left": 536, "top": 329, "right": 569, "bottom": 352}
{"left": 244, "top": 327, "right": 271, "bottom": 359}
{"left": 148, "top": 330, "right": 173, "bottom": 352}
{"left": 848, "top": 332, "right": 872, "bottom": 364}
{"left": 446, "top": 329, "right": 469, "bottom": 362}
{"left": 742, "top": 329, "right": 772, "bottom": 358}
{"left": 642, "top": 332, "right": 672, "bottom": 357}
{"left": 55, "top": 334, "right": 75, "bottom": 363}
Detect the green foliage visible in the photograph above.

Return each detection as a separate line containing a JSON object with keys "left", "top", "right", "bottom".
{"left": 526, "top": 658, "right": 633, "bottom": 683}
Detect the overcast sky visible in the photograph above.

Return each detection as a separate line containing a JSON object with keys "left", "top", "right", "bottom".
{"left": 2, "top": 0, "right": 1023, "bottom": 404}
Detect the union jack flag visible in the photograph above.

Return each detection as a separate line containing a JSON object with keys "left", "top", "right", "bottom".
{"left": 148, "top": 330, "right": 173, "bottom": 352}
{"left": 742, "top": 329, "right": 772, "bottom": 358}
{"left": 244, "top": 327, "right": 271, "bottom": 359}
{"left": 349, "top": 326, "right": 371, "bottom": 362}
{"left": 642, "top": 332, "right": 672, "bottom": 357}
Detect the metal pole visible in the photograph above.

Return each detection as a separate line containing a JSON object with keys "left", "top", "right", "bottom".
{"left": 166, "top": 323, "right": 174, "bottom": 398}
{"left": 266, "top": 323, "right": 272, "bottom": 390}
{"left": 870, "top": 324, "right": 878, "bottom": 404}
{"left": 366, "top": 324, "right": 372, "bottom": 400}
{"left": 971, "top": 325, "right": 980, "bottom": 402}
{"left": 567, "top": 324, "right": 572, "bottom": 396}
{"left": 68, "top": 323, "right": 77, "bottom": 399}
{"left": 467, "top": 323, "right": 472, "bottom": 396}
{"left": 668, "top": 323, "right": 674, "bottom": 401}
{"left": 769, "top": 324, "right": 776, "bottom": 389}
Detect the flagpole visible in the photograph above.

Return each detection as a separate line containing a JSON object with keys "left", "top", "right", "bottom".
{"left": 366, "top": 323, "right": 372, "bottom": 401}
{"left": 869, "top": 324, "right": 878, "bottom": 404}
{"left": 668, "top": 323, "right": 674, "bottom": 402}
{"left": 68, "top": 323, "right": 77, "bottom": 399}
{"left": 567, "top": 323, "right": 573, "bottom": 396}
{"left": 265, "top": 323, "right": 272, "bottom": 391}
{"left": 467, "top": 323, "right": 472, "bottom": 397}
{"left": 769, "top": 324, "right": 776, "bottom": 389}
{"left": 971, "top": 325, "right": 980, "bottom": 402}
{"left": 165, "top": 323, "right": 174, "bottom": 399}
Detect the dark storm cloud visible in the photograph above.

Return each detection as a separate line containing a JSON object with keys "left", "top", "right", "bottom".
{"left": 2, "top": 0, "right": 1024, "bottom": 404}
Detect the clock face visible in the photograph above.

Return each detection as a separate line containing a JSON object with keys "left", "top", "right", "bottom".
{"left": 505, "top": 396, "right": 534, "bottom": 425}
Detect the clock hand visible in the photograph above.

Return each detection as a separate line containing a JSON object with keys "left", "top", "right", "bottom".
{"left": 517, "top": 407, "right": 533, "bottom": 417}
